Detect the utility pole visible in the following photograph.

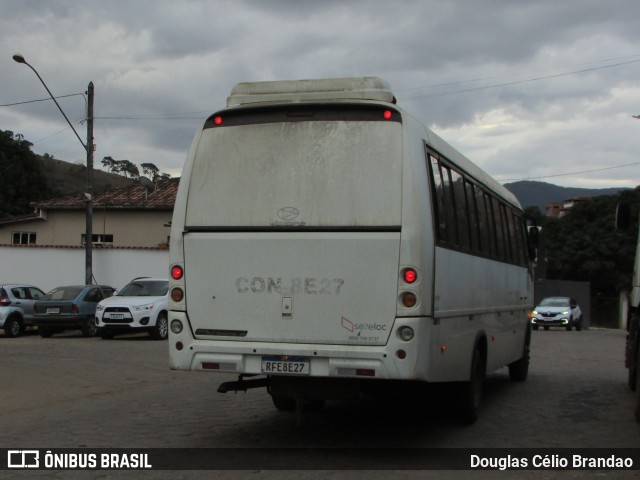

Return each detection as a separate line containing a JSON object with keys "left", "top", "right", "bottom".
{"left": 12, "top": 53, "right": 95, "bottom": 285}
{"left": 85, "top": 82, "right": 94, "bottom": 285}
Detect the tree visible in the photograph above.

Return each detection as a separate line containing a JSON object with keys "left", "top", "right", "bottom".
{"left": 101, "top": 156, "right": 116, "bottom": 172}
{"left": 0, "top": 130, "right": 51, "bottom": 218}
{"left": 543, "top": 189, "right": 640, "bottom": 296}
{"left": 141, "top": 163, "right": 160, "bottom": 182}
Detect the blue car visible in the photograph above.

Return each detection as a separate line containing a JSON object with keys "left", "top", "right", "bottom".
{"left": 34, "top": 285, "right": 116, "bottom": 337}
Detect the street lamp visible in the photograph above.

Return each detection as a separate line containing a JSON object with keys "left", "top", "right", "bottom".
{"left": 13, "top": 53, "right": 95, "bottom": 285}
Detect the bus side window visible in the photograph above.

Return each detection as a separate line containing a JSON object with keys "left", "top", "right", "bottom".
{"left": 464, "top": 181, "right": 481, "bottom": 253}
{"left": 428, "top": 153, "right": 448, "bottom": 243}
{"left": 491, "top": 196, "right": 507, "bottom": 261}
{"left": 450, "top": 169, "right": 470, "bottom": 250}
{"left": 441, "top": 165, "right": 459, "bottom": 246}
{"left": 476, "top": 189, "right": 492, "bottom": 257}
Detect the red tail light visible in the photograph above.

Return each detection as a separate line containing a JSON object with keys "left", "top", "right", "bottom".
{"left": 403, "top": 268, "right": 417, "bottom": 284}
{"left": 0, "top": 296, "right": 11, "bottom": 307}
{"left": 72, "top": 304, "right": 79, "bottom": 314}
{"left": 171, "top": 265, "right": 184, "bottom": 280}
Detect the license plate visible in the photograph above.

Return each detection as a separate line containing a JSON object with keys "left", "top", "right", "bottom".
{"left": 261, "top": 356, "right": 310, "bottom": 375}
{"left": 46, "top": 307, "right": 60, "bottom": 314}
{"left": 108, "top": 313, "right": 125, "bottom": 319}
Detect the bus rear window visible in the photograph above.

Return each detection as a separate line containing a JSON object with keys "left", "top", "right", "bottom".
{"left": 185, "top": 107, "right": 403, "bottom": 230}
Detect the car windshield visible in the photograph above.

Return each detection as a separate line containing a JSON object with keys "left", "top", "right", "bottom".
{"left": 43, "top": 286, "right": 83, "bottom": 301}
{"left": 118, "top": 280, "right": 168, "bottom": 297}
{"left": 539, "top": 298, "right": 570, "bottom": 307}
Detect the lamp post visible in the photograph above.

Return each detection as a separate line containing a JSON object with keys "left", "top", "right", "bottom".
{"left": 13, "top": 53, "right": 94, "bottom": 285}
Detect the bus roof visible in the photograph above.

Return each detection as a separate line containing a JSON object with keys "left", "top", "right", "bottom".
{"left": 227, "top": 77, "right": 395, "bottom": 107}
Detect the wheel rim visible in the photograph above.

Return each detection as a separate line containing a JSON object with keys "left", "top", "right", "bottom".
{"left": 9, "top": 319, "right": 20, "bottom": 336}
{"left": 158, "top": 316, "right": 168, "bottom": 338}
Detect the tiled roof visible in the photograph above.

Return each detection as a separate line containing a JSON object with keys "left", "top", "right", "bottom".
{"left": 33, "top": 178, "right": 179, "bottom": 210}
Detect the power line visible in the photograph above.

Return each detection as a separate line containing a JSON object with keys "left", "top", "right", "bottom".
{"left": 396, "top": 53, "right": 640, "bottom": 92}
{"left": 498, "top": 162, "right": 640, "bottom": 183}
{"left": 401, "top": 58, "right": 640, "bottom": 101}
{"left": 0, "top": 92, "right": 85, "bottom": 108}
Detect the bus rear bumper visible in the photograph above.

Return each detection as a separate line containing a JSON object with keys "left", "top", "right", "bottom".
{"left": 168, "top": 311, "right": 431, "bottom": 382}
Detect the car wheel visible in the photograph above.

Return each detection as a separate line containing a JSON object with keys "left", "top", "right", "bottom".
{"left": 4, "top": 315, "right": 22, "bottom": 338}
{"left": 39, "top": 327, "right": 53, "bottom": 338}
{"left": 81, "top": 318, "right": 98, "bottom": 337}
{"left": 151, "top": 313, "right": 168, "bottom": 340}
{"left": 575, "top": 317, "right": 583, "bottom": 331}
{"left": 459, "top": 343, "right": 485, "bottom": 423}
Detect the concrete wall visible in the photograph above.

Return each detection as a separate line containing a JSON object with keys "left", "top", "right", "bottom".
{"left": 0, "top": 246, "right": 169, "bottom": 292}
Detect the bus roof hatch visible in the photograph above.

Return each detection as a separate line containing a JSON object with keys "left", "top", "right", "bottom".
{"left": 227, "top": 77, "right": 395, "bottom": 107}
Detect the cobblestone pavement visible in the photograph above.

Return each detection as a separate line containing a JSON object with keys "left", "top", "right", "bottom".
{"left": 0, "top": 327, "right": 638, "bottom": 479}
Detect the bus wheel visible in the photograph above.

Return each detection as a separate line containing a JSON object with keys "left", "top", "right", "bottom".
{"left": 459, "top": 344, "right": 485, "bottom": 424}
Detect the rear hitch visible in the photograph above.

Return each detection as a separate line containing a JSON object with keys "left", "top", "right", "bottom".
{"left": 217, "top": 375, "right": 270, "bottom": 393}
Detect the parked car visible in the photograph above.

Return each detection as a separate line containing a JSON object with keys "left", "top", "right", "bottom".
{"left": 530, "top": 296, "right": 583, "bottom": 331}
{"left": 0, "top": 284, "right": 45, "bottom": 337}
{"left": 33, "top": 285, "right": 116, "bottom": 337}
{"left": 95, "top": 278, "right": 169, "bottom": 340}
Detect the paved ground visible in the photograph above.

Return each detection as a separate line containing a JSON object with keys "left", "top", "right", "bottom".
{"left": 0, "top": 327, "right": 638, "bottom": 479}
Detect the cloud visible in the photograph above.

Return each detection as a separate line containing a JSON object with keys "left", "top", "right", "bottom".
{"left": 1, "top": 0, "right": 639, "bottom": 186}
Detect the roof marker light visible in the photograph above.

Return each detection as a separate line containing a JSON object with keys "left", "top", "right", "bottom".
{"left": 383, "top": 110, "right": 393, "bottom": 120}
{"left": 214, "top": 116, "right": 223, "bottom": 125}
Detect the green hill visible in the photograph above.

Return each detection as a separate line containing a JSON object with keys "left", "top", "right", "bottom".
{"left": 36, "top": 156, "right": 136, "bottom": 198}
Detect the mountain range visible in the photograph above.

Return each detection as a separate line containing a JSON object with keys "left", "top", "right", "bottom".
{"left": 36, "top": 156, "right": 631, "bottom": 212}
{"left": 503, "top": 180, "right": 630, "bottom": 211}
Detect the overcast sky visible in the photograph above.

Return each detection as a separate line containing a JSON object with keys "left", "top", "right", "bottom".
{"left": 1, "top": 0, "right": 639, "bottom": 189}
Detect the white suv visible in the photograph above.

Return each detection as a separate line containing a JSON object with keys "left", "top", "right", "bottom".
{"left": 95, "top": 278, "right": 169, "bottom": 340}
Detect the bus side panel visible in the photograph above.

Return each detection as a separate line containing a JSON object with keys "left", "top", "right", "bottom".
{"left": 433, "top": 248, "right": 530, "bottom": 374}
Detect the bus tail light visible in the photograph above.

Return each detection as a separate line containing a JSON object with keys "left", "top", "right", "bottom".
{"left": 401, "top": 292, "right": 417, "bottom": 308}
{"left": 171, "top": 265, "right": 184, "bottom": 280}
{"left": 402, "top": 268, "right": 417, "bottom": 284}
{"left": 170, "top": 319, "right": 183, "bottom": 334}
{"left": 171, "top": 288, "right": 184, "bottom": 302}
{"left": 398, "top": 326, "right": 414, "bottom": 341}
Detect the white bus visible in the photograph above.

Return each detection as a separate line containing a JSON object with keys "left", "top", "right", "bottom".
{"left": 168, "top": 77, "right": 536, "bottom": 422}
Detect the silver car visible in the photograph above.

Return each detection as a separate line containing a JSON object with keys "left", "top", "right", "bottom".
{"left": 0, "top": 284, "right": 45, "bottom": 337}
{"left": 530, "top": 296, "right": 583, "bottom": 331}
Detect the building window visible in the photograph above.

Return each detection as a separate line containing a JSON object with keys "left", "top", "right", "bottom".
{"left": 12, "top": 232, "right": 36, "bottom": 245}
{"left": 81, "top": 234, "right": 114, "bottom": 247}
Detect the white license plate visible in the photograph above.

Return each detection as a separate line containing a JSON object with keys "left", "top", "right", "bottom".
{"left": 46, "top": 307, "right": 60, "bottom": 314}
{"left": 108, "top": 313, "right": 125, "bottom": 319}
{"left": 261, "top": 356, "right": 310, "bottom": 375}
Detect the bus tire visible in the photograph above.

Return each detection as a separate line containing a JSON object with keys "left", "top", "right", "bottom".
{"left": 459, "top": 343, "right": 485, "bottom": 424}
